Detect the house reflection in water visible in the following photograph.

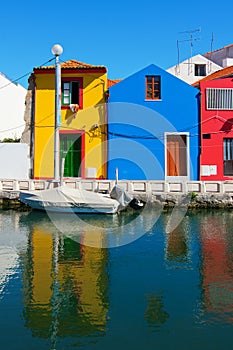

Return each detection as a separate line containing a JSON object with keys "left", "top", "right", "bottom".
{"left": 22, "top": 219, "right": 109, "bottom": 342}
{"left": 144, "top": 293, "right": 169, "bottom": 331}
{"left": 164, "top": 214, "right": 191, "bottom": 265}
{"left": 165, "top": 226, "right": 189, "bottom": 263}
{"left": 199, "top": 212, "right": 233, "bottom": 322}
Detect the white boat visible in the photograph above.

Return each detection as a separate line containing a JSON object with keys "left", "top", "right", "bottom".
{"left": 19, "top": 185, "right": 140, "bottom": 214}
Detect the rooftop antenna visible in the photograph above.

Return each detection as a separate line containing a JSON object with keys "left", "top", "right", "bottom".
{"left": 176, "top": 40, "right": 180, "bottom": 74}
{"left": 178, "top": 27, "right": 201, "bottom": 75}
{"left": 211, "top": 32, "right": 214, "bottom": 52}
{"left": 208, "top": 32, "right": 214, "bottom": 73}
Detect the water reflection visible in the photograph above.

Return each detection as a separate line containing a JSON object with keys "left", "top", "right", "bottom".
{"left": 0, "top": 246, "right": 19, "bottom": 296}
{"left": 162, "top": 213, "right": 192, "bottom": 268}
{"left": 19, "top": 208, "right": 160, "bottom": 347}
{"left": 2, "top": 209, "right": 233, "bottom": 349}
{"left": 144, "top": 293, "right": 169, "bottom": 331}
{"left": 0, "top": 211, "right": 27, "bottom": 297}
{"left": 46, "top": 205, "right": 161, "bottom": 248}
{"left": 22, "top": 212, "right": 109, "bottom": 347}
{"left": 166, "top": 225, "right": 189, "bottom": 263}
{"left": 199, "top": 211, "right": 233, "bottom": 324}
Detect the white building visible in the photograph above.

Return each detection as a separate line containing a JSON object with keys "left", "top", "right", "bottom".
{"left": 203, "top": 44, "right": 233, "bottom": 68}
{"left": 0, "top": 143, "right": 30, "bottom": 179}
{"left": 0, "top": 72, "right": 27, "bottom": 141}
{"left": 167, "top": 54, "right": 222, "bottom": 85}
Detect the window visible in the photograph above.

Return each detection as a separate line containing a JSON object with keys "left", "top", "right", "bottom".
{"left": 206, "top": 88, "right": 233, "bottom": 110}
{"left": 194, "top": 64, "right": 206, "bottom": 76}
{"left": 202, "top": 133, "right": 211, "bottom": 139}
{"left": 146, "top": 75, "right": 161, "bottom": 100}
{"left": 62, "top": 81, "right": 80, "bottom": 106}
{"left": 224, "top": 138, "right": 233, "bottom": 175}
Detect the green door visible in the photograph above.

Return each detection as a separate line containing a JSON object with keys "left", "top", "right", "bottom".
{"left": 60, "top": 134, "right": 82, "bottom": 177}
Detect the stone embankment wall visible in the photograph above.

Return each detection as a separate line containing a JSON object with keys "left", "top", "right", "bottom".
{"left": 137, "top": 193, "right": 233, "bottom": 209}
{"left": 1, "top": 179, "right": 233, "bottom": 210}
{"left": 0, "top": 191, "right": 24, "bottom": 210}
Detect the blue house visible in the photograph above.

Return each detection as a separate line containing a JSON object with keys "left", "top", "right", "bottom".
{"left": 107, "top": 64, "right": 200, "bottom": 180}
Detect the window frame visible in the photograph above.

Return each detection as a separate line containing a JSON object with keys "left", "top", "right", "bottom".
{"left": 206, "top": 88, "right": 233, "bottom": 110}
{"left": 223, "top": 138, "right": 233, "bottom": 176}
{"left": 145, "top": 75, "right": 161, "bottom": 100}
{"left": 61, "top": 77, "right": 83, "bottom": 109}
{"left": 194, "top": 64, "right": 206, "bottom": 77}
{"left": 164, "top": 132, "right": 190, "bottom": 180}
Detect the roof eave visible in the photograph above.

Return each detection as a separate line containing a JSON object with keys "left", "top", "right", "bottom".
{"left": 33, "top": 66, "right": 107, "bottom": 74}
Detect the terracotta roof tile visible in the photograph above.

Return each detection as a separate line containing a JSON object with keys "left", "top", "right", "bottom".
{"left": 35, "top": 59, "right": 106, "bottom": 70}
{"left": 204, "top": 44, "right": 233, "bottom": 56}
{"left": 107, "top": 78, "right": 122, "bottom": 88}
{"left": 192, "top": 65, "right": 233, "bottom": 87}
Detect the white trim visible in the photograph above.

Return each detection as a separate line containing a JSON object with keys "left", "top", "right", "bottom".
{"left": 144, "top": 99, "right": 162, "bottom": 102}
{"left": 206, "top": 88, "right": 233, "bottom": 110}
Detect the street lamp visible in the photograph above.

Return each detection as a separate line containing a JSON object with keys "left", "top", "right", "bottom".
{"left": 51, "top": 44, "right": 63, "bottom": 181}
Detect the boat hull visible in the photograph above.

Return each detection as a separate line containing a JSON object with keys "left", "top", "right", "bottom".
{"left": 20, "top": 198, "right": 118, "bottom": 214}
{"left": 19, "top": 188, "right": 119, "bottom": 214}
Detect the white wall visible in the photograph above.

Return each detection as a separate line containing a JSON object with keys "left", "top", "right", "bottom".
{"left": 167, "top": 54, "right": 222, "bottom": 85}
{"left": 0, "top": 143, "right": 29, "bottom": 179}
{"left": 203, "top": 45, "right": 233, "bottom": 67}
{"left": 222, "top": 58, "right": 233, "bottom": 67}
{"left": 0, "top": 73, "right": 27, "bottom": 141}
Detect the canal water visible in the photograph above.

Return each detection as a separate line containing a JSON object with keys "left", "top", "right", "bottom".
{"left": 1, "top": 207, "right": 233, "bottom": 349}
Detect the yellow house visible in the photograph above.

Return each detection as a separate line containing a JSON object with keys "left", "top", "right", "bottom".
{"left": 30, "top": 59, "right": 108, "bottom": 179}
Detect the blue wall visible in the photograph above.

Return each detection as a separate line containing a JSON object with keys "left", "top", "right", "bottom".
{"left": 107, "top": 64, "right": 200, "bottom": 180}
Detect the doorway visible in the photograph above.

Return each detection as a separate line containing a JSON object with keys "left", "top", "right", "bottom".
{"left": 60, "top": 133, "right": 83, "bottom": 177}
{"left": 165, "top": 133, "right": 189, "bottom": 179}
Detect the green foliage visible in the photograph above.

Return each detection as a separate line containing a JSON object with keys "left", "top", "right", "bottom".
{"left": 190, "top": 192, "right": 197, "bottom": 200}
{"left": 1, "top": 137, "right": 20, "bottom": 143}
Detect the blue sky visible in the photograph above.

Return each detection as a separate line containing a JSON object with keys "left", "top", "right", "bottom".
{"left": 1, "top": 0, "right": 233, "bottom": 89}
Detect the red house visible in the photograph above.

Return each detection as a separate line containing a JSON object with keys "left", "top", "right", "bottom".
{"left": 196, "top": 66, "right": 233, "bottom": 180}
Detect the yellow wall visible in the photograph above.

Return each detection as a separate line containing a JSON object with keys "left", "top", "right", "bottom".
{"left": 33, "top": 71, "right": 108, "bottom": 179}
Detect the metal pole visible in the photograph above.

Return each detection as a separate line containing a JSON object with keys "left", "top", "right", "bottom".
{"left": 54, "top": 55, "right": 61, "bottom": 180}
{"left": 60, "top": 157, "right": 65, "bottom": 187}
{"left": 115, "top": 167, "right": 118, "bottom": 184}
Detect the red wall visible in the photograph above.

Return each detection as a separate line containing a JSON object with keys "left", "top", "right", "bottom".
{"left": 200, "top": 77, "right": 233, "bottom": 180}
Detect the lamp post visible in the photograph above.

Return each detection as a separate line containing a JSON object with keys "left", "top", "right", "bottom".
{"left": 51, "top": 44, "right": 63, "bottom": 181}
